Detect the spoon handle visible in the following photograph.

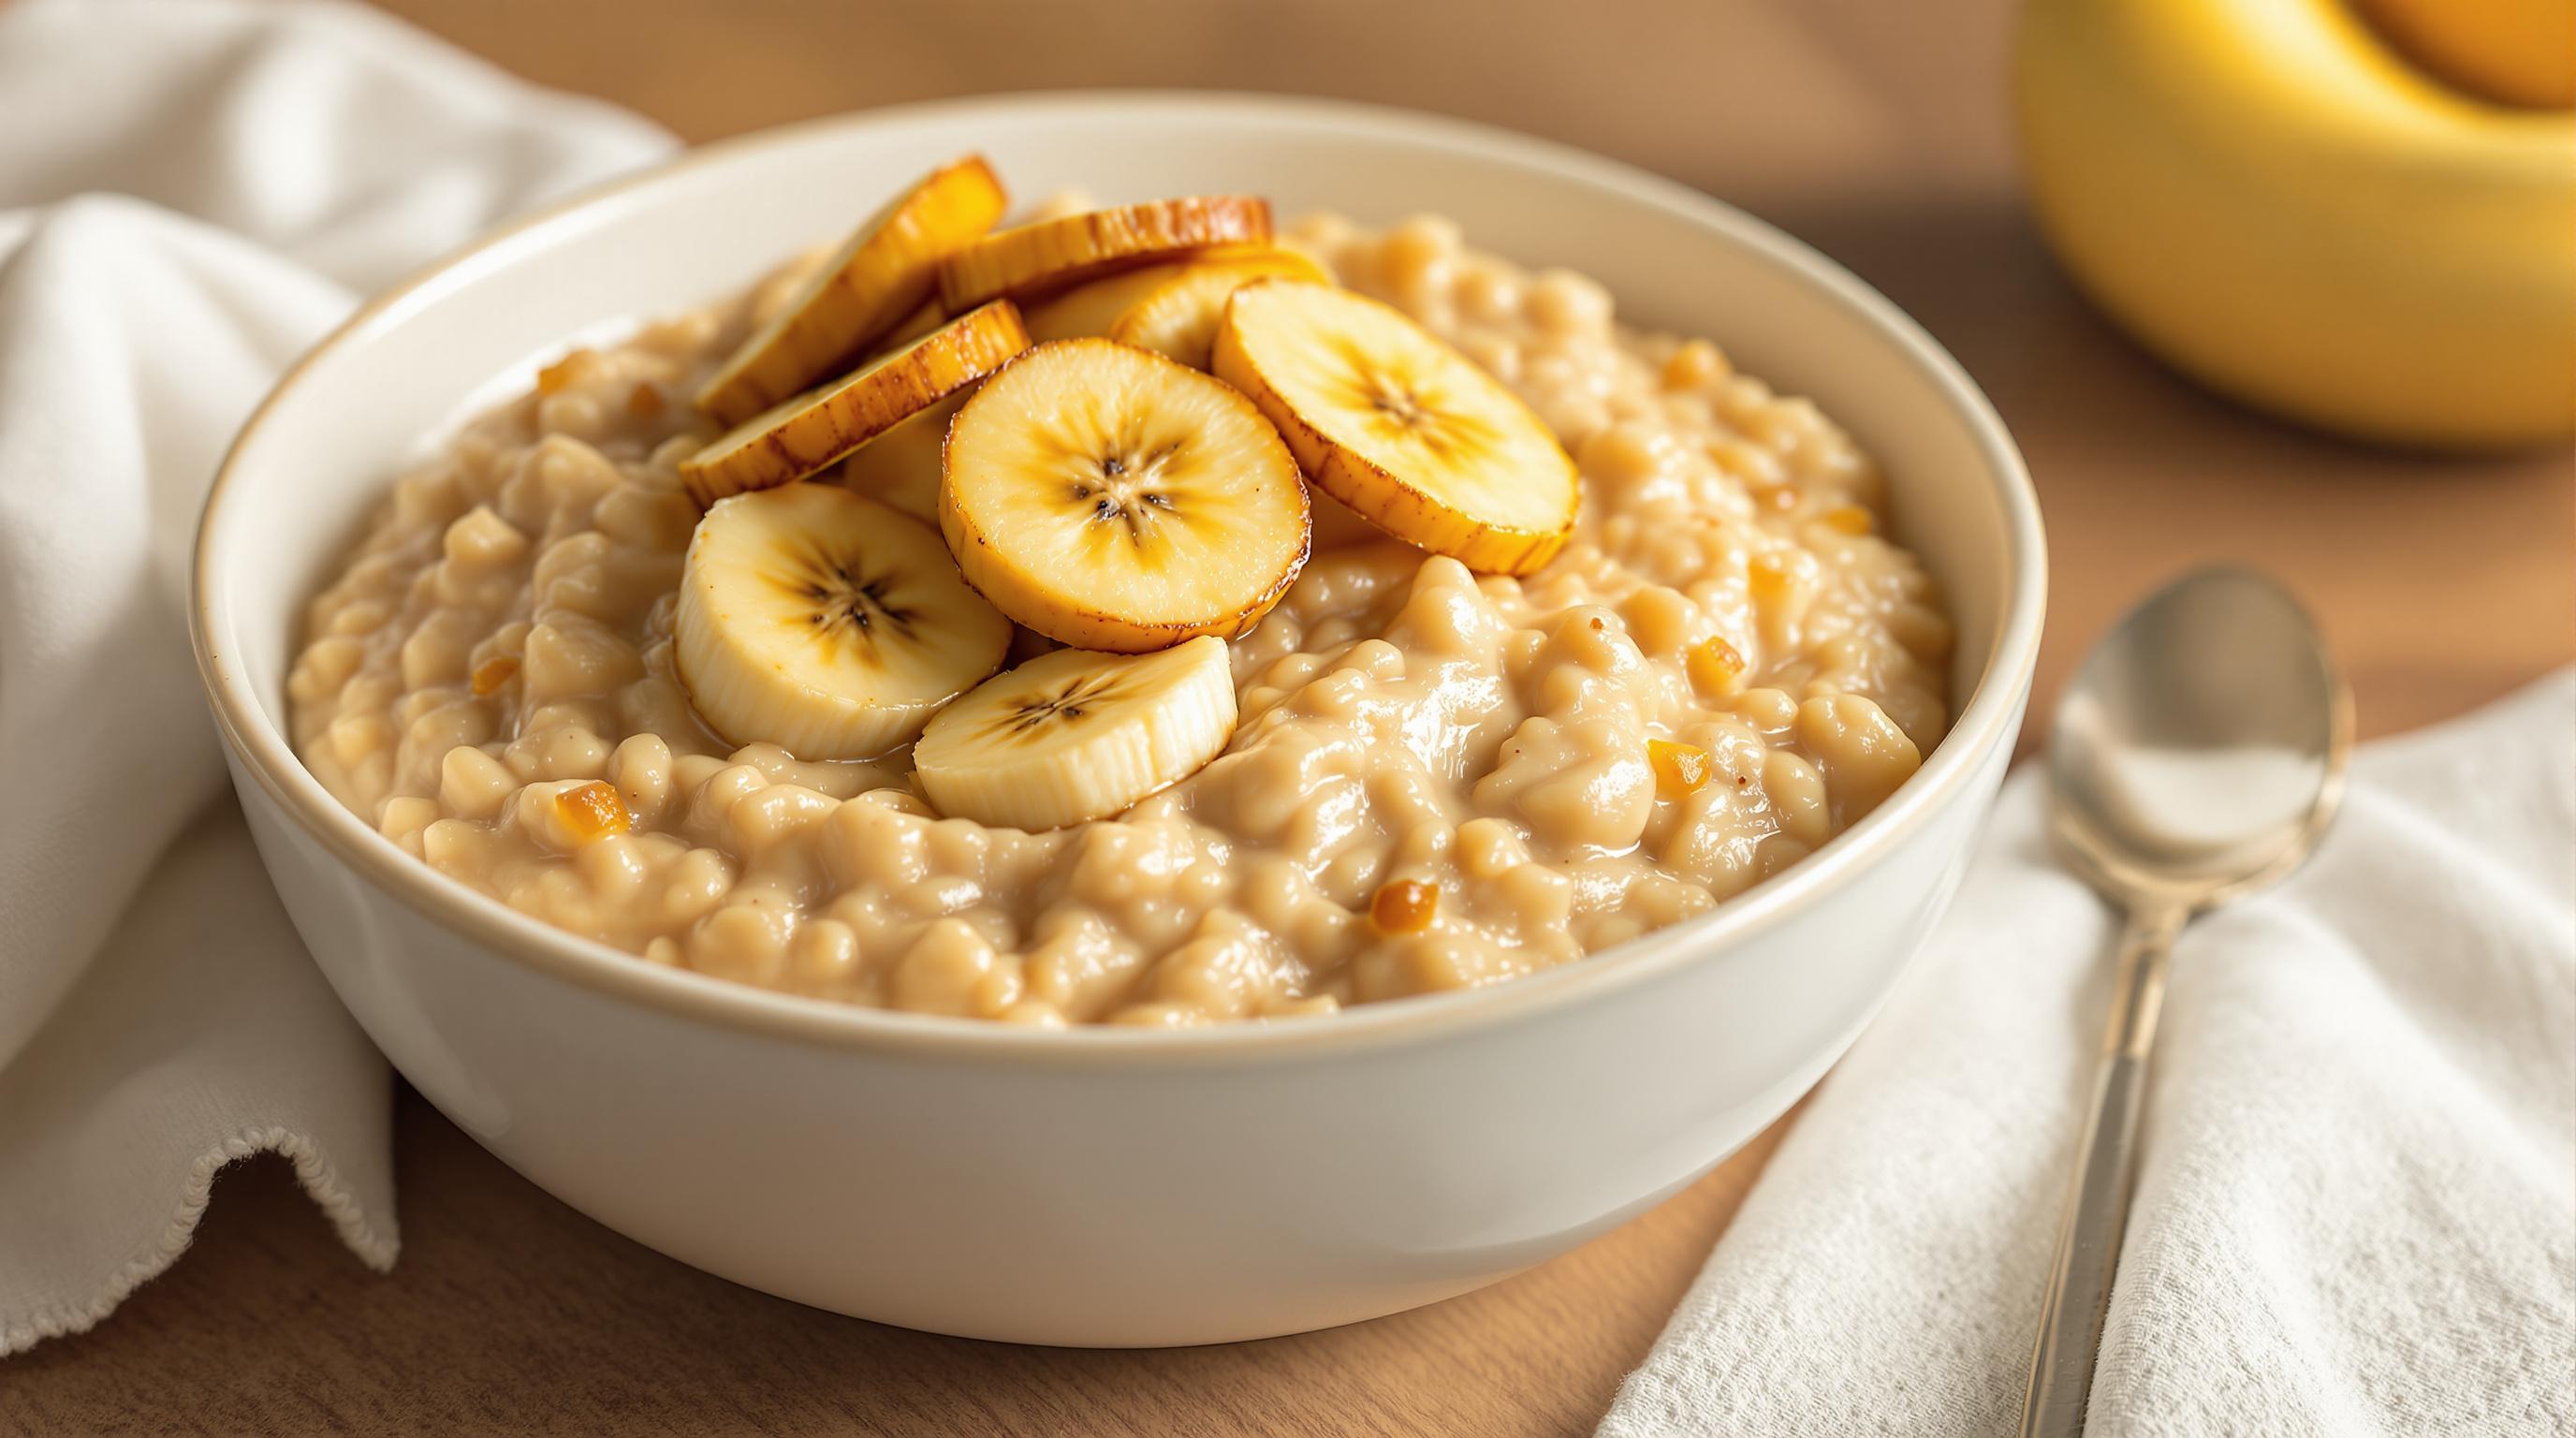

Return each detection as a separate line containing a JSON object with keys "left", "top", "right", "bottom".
{"left": 2018, "top": 903, "right": 2184, "bottom": 1438}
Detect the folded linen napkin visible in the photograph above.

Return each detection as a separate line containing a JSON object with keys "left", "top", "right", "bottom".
{"left": 0, "top": 0, "right": 670, "bottom": 1354}
{"left": 1602, "top": 671, "right": 2576, "bottom": 1436}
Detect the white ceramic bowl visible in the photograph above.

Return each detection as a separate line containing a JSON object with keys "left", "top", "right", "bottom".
{"left": 192, "top": 94, "right": 2042, "bottom": 1346}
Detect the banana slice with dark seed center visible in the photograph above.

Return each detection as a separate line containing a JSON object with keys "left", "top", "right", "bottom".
{"left": 674, "top": 483, "right": 1010, "bottom": 759}
{"left": 913, "top": 637, "right": 1238, "bottom": 830}
{"left": 939, "top": 338, "right": 1310, "bottom": 653}
{"left": 1214, "top": 279, "right": 1578, "bottom": 576}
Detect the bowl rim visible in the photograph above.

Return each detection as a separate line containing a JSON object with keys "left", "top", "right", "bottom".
{"left": 191, "top": 90, "right": 2046, "bottom": 1067}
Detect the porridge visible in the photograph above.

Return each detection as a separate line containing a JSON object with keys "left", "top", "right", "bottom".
{"left": 287, "top": 160, "right": 1951, "bottom": 1027}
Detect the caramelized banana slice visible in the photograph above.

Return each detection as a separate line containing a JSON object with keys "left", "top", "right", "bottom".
{"left": 1213, "top": 279, "right": 1577, "bottom": 575}
{"left": 680, "top": 301, "right": 1029, "bottom": 507}
{"left": 940, "top": 338, "right": 1310, "bottom": 652}
{"left": 936, "top": 196, "right": 1271, "bottom": 313}
{"left": 697, "top": 155, "right": 1007, "bottom": 426}
{"left": 1107, "top": 249, "right": 1331, "bottom": 368}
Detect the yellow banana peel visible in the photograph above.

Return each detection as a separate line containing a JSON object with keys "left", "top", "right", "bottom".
{"left": 2014, "top": 0, "right": 2576, "bottom": 449}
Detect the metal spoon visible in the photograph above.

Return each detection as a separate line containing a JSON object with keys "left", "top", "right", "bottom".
{"left": 2018, "top": 566, "right": 2352, "bottom": 1437}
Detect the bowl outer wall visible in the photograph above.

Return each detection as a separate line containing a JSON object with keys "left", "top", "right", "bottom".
{"left": 193, "top": 93, "right": 2043, "bottom": 1343}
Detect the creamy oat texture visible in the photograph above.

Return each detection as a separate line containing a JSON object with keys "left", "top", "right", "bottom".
{"left": 289, "top": 213, "right": 1952, "bottom": 1026}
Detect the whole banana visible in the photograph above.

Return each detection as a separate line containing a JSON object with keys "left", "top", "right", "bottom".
{"left": 2016, "top": 0, "right": 2575, "bottom": 449}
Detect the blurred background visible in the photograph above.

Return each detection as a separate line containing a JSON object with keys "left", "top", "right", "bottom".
{"left": 366, "top": 0, "right": 2576, "bottom": 746}
{"left": 12, "top": 1, "right": 2569, "bottom": 1431}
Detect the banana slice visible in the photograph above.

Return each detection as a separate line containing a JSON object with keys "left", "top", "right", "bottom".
{"left": 1107, "top": 249, "right": 1332, "bottom": 368}
{"left": 697, "top": 155, "right": 1007, "bottom": 426}
{"left": 937, "top": 196, "right": 1272, "bottom": 313}
{"left": 1213, "top": 279, "right": 1579, "bottom": 576}
{"left": 940, "top": 338, "right": 1310, "bottom": 652}
{"left": 833, "top": 288, "right": 1044, "bottom": 521}
{"left": 681, "top": 301, "right": 1029, "bottom": 507}
{"left": 870, "top": 298, "right": 950, "bottom": 356}
{"left": 913, "top": 637, "right": 1238, "bottom": 830}
{"left": 1020, "top": 262, "right": 1196, "bottom": 343}
{"left": 1017, "top": 244, "right": 1294, "bottom": 344}
{"left": 834, "top": 389, "right": 963, "bottom": 522}
{"left": 675, "top": 483, "right": 1011, "bottom": 759}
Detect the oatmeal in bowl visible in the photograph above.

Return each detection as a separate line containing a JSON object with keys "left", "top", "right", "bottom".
{"left": 286, "top": 156, "right": 1950, "bottom": 1029}
{"left": 198, "top": 97, "right": 2041, "bottom": 1343}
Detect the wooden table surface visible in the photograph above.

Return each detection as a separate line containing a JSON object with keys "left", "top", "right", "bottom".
{"left": 12, "top": 1, "right": 2570, "bottom": 1433}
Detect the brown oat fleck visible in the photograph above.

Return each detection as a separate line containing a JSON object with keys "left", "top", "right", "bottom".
{"left": 1688, "top": 636, "right": 1747, "bottom": 697}
{"left": 470, "top": 655, "right": 520, "bottom": 697}
{"left": 1369, "top": 879, "right": 1439, "bottom": 934}
{"left": 536, "top": 349, "right": 596, "bottom": 396}
{"left": 1648, "top": 739, "right": 1712, "bottom": 797}
{"left": 555, "top": 781, "right": 630, "bottom": 842}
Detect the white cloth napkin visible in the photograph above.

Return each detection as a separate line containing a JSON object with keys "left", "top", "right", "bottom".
{"left": 0, "top": 0, "right": 670, "bottom": 1354}
{"left": 1603, "top": 671, "right": 2576, "bottom": 1436}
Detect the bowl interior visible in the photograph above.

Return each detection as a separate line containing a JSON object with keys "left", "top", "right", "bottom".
{"left": 197, "top": 94, "right": 2040, "bottom": 1044}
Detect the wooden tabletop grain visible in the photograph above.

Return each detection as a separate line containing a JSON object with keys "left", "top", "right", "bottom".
{"left": 10, "top": 1, "right": 2570, "bottom": 1433}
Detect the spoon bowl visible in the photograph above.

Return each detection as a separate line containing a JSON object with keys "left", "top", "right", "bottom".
{"left": 2051, "top": 567, "right": 2352, "bottom": 904}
